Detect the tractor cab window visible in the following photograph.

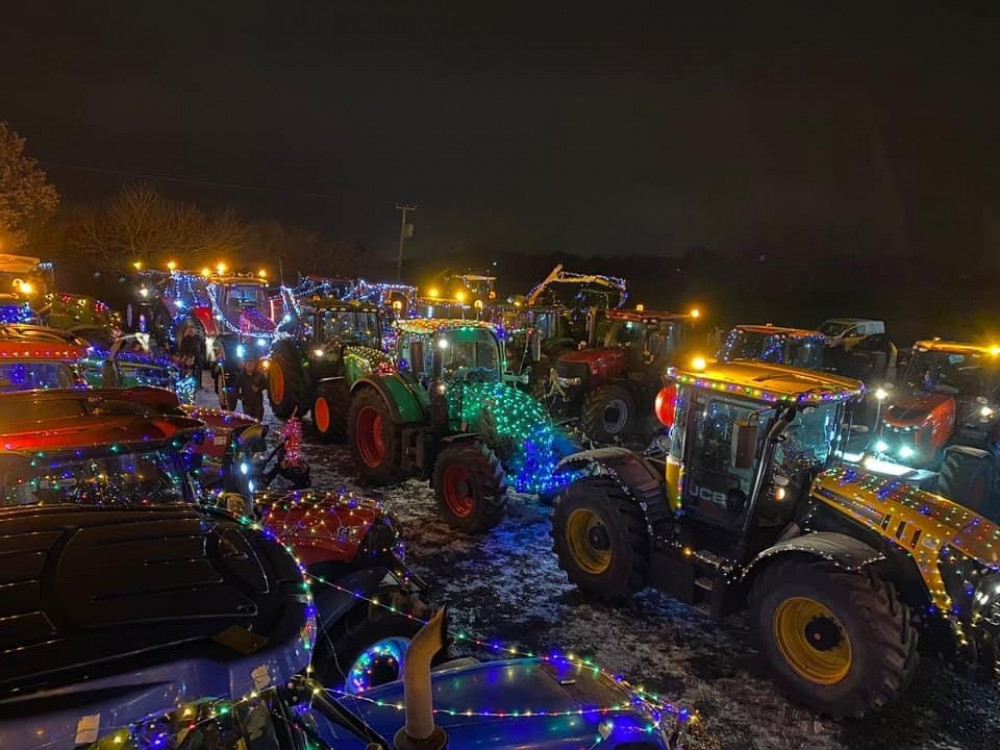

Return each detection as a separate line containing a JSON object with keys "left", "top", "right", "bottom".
{"left": 683, "top": 396, "right": 764, "bottom": 527}
{"left": 0, "top": 449, "right": 191, "bottom": 507}
{"left": 0, "top": 361, "right": 78, "bottom": 391}
{"left": 319, "top": 310, "right": 380, "bottom": 346}
{"left": 774, "top": 402, "right": 841, "bottom": 472}
{"left": 439, "top": 328, "right": 500, "bottom": 381}
{"left": 904, "top": 349, "right": 1000, "bottom": 397}
{"left": 787, "top": 338, "right": 823, "bottom": 370}
{"left": 221, "top": 284, "right": 267, "bottom": 321}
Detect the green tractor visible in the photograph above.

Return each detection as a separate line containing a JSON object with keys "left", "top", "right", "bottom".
{"left": 553, "top": 358, "right": 1000, "bottom": 717}
{"left": 267, "top": 298, "right": 388, "bottom": 441}
{"left": 348, "top": 319, "right": 573, "bottom": 532}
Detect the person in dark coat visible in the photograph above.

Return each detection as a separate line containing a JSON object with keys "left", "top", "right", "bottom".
{"left": 236, "top": 357, "right": 267, "bottom": 420}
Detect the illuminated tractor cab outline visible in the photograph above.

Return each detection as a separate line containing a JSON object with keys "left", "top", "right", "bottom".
{"left": 267, "top": 298, "right": 386, "bottom": 442}
{"left": 718, "top": 324, "right": 827, "bottom": 371}
{"left": 347, "top": 318, "right": 566, "bottom": 533}
{"left": 864, "top": 339, "right": 1000, "bottom": 519}
{"left": 550, "top": 307, "right": 700, "bottom": 443}
{"left": 553, "top": 359, "right": 1000, "bottom": 718}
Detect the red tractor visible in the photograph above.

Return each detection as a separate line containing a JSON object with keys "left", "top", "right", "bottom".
{"left": 548, "top": 307, "right": 701, "bottom": 442}
{"left": 865, "top": 339, "right": 1000, "bottom": 519}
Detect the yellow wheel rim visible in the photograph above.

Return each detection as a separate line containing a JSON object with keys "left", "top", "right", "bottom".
{"left": 565, "top": 508, "right": 612, "bottom": 575}
{"left": 772, "top": 597, "right": 852, "bottom": 685}
{"left": 270, "top": 363, "right": 285, "bottom": 403}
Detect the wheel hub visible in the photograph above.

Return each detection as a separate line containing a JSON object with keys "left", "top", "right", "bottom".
{"left": 587, "top": 523, "right": 611, "bottom": 552}
{"left": 603, "top": 398, "right": 629, "bottom": 434}
{"left": 804, "top": 616, "right": 843, "bottom": 652}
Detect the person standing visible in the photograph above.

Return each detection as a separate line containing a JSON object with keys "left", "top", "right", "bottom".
{"left": 236, "top": 357, "right": 267, "bottom": 420}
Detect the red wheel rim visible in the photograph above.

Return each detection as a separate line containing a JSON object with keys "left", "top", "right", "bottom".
{"left": 314, "top": 396, "right": 330, "bottom": 433}
{"left": 443, "top": 465, "right": 474, "bottom": 517}
{"left": 356, "top": 406, "right": 386, "bottom": 467}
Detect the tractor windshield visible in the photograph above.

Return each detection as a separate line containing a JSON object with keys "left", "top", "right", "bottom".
{"left": 0, "top": 448, "right": 192, "bottom": 507}
{"left": 606, "top": 318, "right": 682, "bottom": 359}
{"left": 721, "top": 331, "right": 824, "bottom": 370}
{"left": 0, "top": 361, "right": 78, "bottom": 391}
{"left": 775, "top": 402, "right": 842, "bottom": 471}
{"left": 319, "top": 310, "right": 381, "bottom": 346}
{"left": 440, "top": 328, "right": 500, "bottom": 380}
{"left": 903, "top": 349, "right": 1000, "bottom": 397}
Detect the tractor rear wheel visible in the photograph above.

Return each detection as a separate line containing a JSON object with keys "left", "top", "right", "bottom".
{"left": 268, "top": 343, "right": 307, "bottom": 419}
{"left": 432, "top": 442, "right": 507, "bottom": 532}
{"left": 313, "top": 380, "right": 350, "bottom": 443}
{"left": 551, "top": 477, "right": 649, "bottom": 600}
{"left": 581, "top": 384, "right": 635, "bottom": 443}
{"left": 938, "top": 448, "right": 997, "bottom": 520}
{"left": 349, "top": 388, "right": 404, "bottom": 485}
{"left": 749, "top": 557, "right": 918, "bottom": 719}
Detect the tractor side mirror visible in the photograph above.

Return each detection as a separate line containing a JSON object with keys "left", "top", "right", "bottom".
{"left": 734, "top": 419, "right": 758, "bottom": 470}
{"left": 410, "top": 340, "right": 425, "bottom": 375}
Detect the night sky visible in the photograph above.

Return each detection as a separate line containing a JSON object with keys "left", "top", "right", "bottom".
{"left": 3, "top": 2, "right": 999, "bottom": 263}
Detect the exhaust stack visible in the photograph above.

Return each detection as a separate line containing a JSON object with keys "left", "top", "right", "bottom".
{"left": 394, "top": 608, "right": 448, "bottom": 750}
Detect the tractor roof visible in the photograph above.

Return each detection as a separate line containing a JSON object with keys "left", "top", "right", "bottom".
{"left": 607, "top": 308, "right": 693, "bottom": 323}
{"left": 0, "top": 324, "right": 89, "bottom": 346}
{"left": 667, "top": 361, "right": 864, "bottom": 404}
{"left": 397, "top": 318, "right": 499, "bottom": 336}
{"left": 733, "top": 323, "right": 824, "bottom": 339}
{"left": 302, "top": 296, "right": 379, "bottom": 313}
{"left": 0, "top": 387, "right": 202, "bottom": 453}
{"left": 913, "top": 340, "right": 1000, "bottom": 357}
{"left": 0, "top": 253, "right": 44, "bottom": 274}
{"left": 822, "top": 317, "right": 883, "bottom": 325}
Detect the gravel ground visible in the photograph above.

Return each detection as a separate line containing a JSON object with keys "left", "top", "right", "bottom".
{"left": 212, "top": 392, "right": 1000, "bottom": 750}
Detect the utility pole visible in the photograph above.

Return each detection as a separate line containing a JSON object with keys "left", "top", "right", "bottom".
{"left": 395, "top": 203, "right": 417, "bottom": 281}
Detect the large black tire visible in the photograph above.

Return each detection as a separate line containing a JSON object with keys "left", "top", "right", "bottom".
{"left": 268, "top": 342, "right": 308, "bottom": 420}
{"left": 313, "top": 380, "right": 350, "bottom": 443}
{"left": 432, "top": 442, "right": 507, "bottom": 532}
{"left": 938, "top": 447, "right": 997, "bottom": 520}
{"left": 748, "top": 557, "right": 919, "bottom": 719}
{"left": 581, "top": 384, "right": 636, "bottom": 443}
{"left": 551, "top": 476, "right": 649, "bottom": 600}
{"left": 314, "top": 584, "right": 430, "bottom": 688}
{"left": 349, "top": 387, "right": 404, "bottom": 485}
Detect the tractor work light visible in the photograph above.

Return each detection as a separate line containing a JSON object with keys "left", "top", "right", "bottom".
{"left": 898, "top": 445, "right": 915, "bottom": 459}
{"left": 256, "top": 338, "right": 267, "bottom": 348}
{"left": 216, "top": 262, "right": 227, "bottom": 274}
{"left": 874, "top": 439, "right": 889, "bottom": 453}
{"left": 236, "top": 344, "right": 246, "bottom": 358}
{"left": 201, "top": 267, "right": 211, "bottom": 277}
{"left": 437, "top": 338, "right": 449, "bottom": 350}
{"left": 139, "top": 287, "right": 149, "bottom": 298}
{"left": 690, "top": 307, "right": 701, "bottom": 319}
{"left": 167, "top": 260, "right": 177, "bottom": 271}
{"left": 875, "top": 387, "right": 889, "bottom": 401}
{"left": 314, "top": 349, "right": 324, "bottom": 357}
{"left": 981, "top": 405, "right": 995, "bottom": 420}
{"left": 690, "top": 356, "right": 707, "bottom": 371}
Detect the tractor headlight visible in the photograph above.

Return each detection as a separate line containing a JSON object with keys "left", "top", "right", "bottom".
{"left": 899, "top": 445, "right": 915, "bottom": 459}
{"left": 981, "top": 405, "right": 995, "bottom": 422}
{"left": 973, "top": 574, "right": 1000, "bottom": 627}
{"left": 874, "top": 439, "right": 889, "bottom": 453}
{"left": 256, "top": 337, "right": 267, "bottom": 348}
{"left": 236, "top": 344, "right": 246, "bottom": 358}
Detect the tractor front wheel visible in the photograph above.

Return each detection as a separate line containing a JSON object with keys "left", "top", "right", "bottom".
{"left": 268, "top": 344, "right": 307, "bottom": 420}
{"left": 581, "top": 384, "right": 635, "bottom": 443}
{"left": 432, "top": 442, "right": 507, "bottom": 532}
{"left": 349, "top": 388, "right": 403, "bottom": 485}
{"left": 749, "top": 558, "right": 918, "bottom": 719}
{"left": 313, "top": 380, "right": 350, "bottom": 443}
{"left": 939, "top": 448, "right": 997, "bottom": 520}
{"left": 551, "top": 477, "right": 649, "bottom": 600}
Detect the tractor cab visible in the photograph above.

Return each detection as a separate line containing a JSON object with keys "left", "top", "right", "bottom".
{"left": 718, "top": 324, "right": 826, "bottom": 371}
{"left": 601, "top": 308, "right": 696, "bottom": 369}
{"left": 657, "top": 361, "right": 863, "bottom": 541}
{"left": 871, "top": 340, "right": 1000, "bottom": 473}
{"left": 0, "top": 253, "right": 53, "bottom": 303}
{"left": 396, "top": 318, "right": 512, "bottom": 387}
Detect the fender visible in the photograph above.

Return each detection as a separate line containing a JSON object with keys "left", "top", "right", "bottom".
{"left": 943, "top": 444, "right": 991, "bottom": 462}
{"left": 558, "top": 447, "right": 672, "bottom": 528}
{"left": 739, "top": 531, "right": 884, "bottom": 585}
{"left": 190, "top": 307, "right": 219, "bottom": 338}
{"left": 352, "top": 374, "right": 428, "bottom": 424}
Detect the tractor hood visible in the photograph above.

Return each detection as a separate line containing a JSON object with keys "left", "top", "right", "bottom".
{"left": 336, "top": 657, "right": 678, "bottom": 749}
{"left": 882, "top": 391, "right": 956, "bottom": 430}
{"left": 811, "top": 466, "right": 1000, "bottom": 569}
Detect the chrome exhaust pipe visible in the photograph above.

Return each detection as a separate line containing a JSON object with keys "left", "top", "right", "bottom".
{"left": 394, "top": 608, "right": 448, "bottom": 750}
